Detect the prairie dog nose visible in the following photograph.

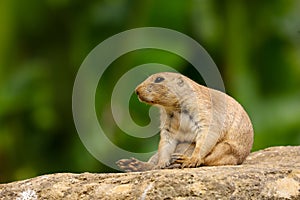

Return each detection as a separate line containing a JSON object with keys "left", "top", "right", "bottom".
{"left": 135, "top": 86, "right": 141, "bottom": 95}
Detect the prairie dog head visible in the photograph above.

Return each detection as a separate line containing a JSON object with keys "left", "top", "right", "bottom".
{"left": 135, "top": 72, "right": 192, "bottom": 108}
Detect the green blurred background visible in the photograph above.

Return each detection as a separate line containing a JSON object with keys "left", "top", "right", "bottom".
{"left": 0, "top": 0, "right": 300, "bottom": 183}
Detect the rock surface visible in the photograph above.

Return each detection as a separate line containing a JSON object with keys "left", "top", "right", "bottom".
{"left": 0, "top": 146, "right": 299, "bottom": 200}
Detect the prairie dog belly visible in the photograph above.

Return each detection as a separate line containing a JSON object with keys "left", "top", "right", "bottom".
{"left": 162, "top": 109, "right": 201, "bottom": 144}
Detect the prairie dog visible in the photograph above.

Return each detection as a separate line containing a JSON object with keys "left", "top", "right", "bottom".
{"left": 117, "top": 72, "right": 253, "bottom": 171}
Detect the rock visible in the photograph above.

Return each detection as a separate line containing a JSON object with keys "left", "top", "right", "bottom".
{"left": 0, "top": 146, "right": 299, "bottom": 200}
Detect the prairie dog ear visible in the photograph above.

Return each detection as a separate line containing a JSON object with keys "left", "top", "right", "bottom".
{"left": 177, "top": 77, "right": 184, "bottom": 87}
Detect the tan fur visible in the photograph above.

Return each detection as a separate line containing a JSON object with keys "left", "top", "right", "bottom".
{"left": 116, "top": 72, "right": 253, "bottom": 171}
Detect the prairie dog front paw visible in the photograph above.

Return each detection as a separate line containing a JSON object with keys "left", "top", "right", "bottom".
{"left": 171, "top": 153, "right": 203, "bottom": 168}
{"left": 154, "top": 160, "right": 171, "bottom": 169}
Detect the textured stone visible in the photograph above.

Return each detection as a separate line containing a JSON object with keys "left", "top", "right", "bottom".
{"left": 0, "top": 146, "right": 299, "bottom": 200}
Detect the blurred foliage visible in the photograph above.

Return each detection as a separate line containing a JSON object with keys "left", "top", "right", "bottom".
{"left": 0, "top": 0, "right": 300, "bottom": 183}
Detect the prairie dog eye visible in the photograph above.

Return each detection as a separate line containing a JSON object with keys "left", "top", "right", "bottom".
{"left": 154, "top": 77, "right": 165, "bottom": 83}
